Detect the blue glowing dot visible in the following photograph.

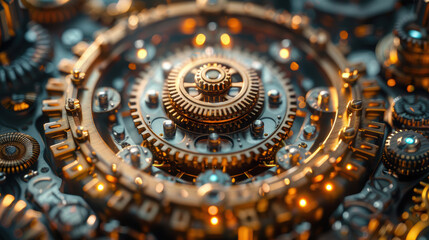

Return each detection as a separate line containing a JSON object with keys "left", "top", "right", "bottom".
{"left": 409, "top": 29, "right": 423, "bottom": 39}
{"left": 209, "top": 174, "right": 218, "bottom": 182}
{"left": 405, "top": 137, "right": 415, "bottom": 145}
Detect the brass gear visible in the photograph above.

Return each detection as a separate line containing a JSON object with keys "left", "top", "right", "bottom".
{"left": 21, "top": 0, "right": 81, "bottom": 23}
{"left": 412, "top": 179, "right": 429, "bottom": 214}
{"left": 0, "top": 132, "right": 39, "bottom": 174}
{"left": 162, "top": 54, "right": 265, "bottom": 133}
{"left": 194, "top": 63, "right": 232, "bottom": 93}
{"left": 129, "top": 48, "right": 297, "bottom": 167}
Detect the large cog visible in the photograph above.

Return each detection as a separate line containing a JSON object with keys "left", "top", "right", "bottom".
{"left": 163, "top": 54, "right": 265, "bottom": 133}
{"left": 129, "top": 48, "right": 297, "bottom": 167}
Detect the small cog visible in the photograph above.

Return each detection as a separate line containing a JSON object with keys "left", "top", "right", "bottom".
{"left": 392, "top": 95, "right": 429, "bottom": 128}
{"left": 0, "top": 132, "right": 40, "bottom": 174}
{"left": 382, "top": 130, "right": 429, "bottom": 177}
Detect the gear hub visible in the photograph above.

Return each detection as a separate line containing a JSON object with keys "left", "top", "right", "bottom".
{"left": 163, "top": 55, "right": 264, "bottom": 133}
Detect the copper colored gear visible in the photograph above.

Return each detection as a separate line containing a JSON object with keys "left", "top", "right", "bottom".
{"left": 194, "top": 63, "right": 232, "bottom": 93}
{"left": 129, "top": 48, "right": 297, "bottom": 166}
{"left": 162, "top": 54, "right": 264, "bottom": 133}
{"left": 21, "top": 0, "right": 81, "bottom": 23}
{"left": 0, "top": 132, "right": 39, "bottom": 174}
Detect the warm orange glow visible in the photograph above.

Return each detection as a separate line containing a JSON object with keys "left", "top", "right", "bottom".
{"left": 208, "top": 206, "right": 219, "bottom": 215}
{"left": 181, "top": 18, "right": 196, "bottom": 34}
{"left": 407, "top": 85, "right": 415, "bottom": 92}
{"left": 325, "top": 183, "right": 334, "bottom": 192}
{"left": 387, "top": 79, "right": 396, "bottom": 87}
{"left": 298, "top": 198, "right": 307, "bottom": 208}
{"left": 210, "top": 216, "right": 219, "bottom": 225}
{"left": 77, "top": 164, "right": 83, "bottom": 171}
{"left": 13, "top": 102, "right": 29, "bottom": 111}
{"left": 291, "top": 15, "right": 302, "bottom": 25}
{"left": 279, "top": 48, "right": 290, "bottom": 59}
{"left": 340, "top": 31, "right": 348, "bottom": 40}
{"left": 2, "top": 195, "right": 14, "bottom": 207}
{"left": 137, "top": 48, "right": 148, "bottom": 59}
{"left": 227, "top": 18, "right": 242, "bottom": 33}
{"left": 290, "top": 62, "right": 299, "bottom": 71}
{"left": 220, "top": 33, "right": 231, "bottom": 46}
{"left": 128, "top": 63, "right": 136, "bottom": 70}
{"left": 97, "top": 183, "right": 104, "bottom": 191}
{"left": 346, "top": 164, "right": 353, "bottom": 171}
{"left": 194, "top": 33, "right": 206, "bottom": 46}
{"left": 389, "top": 49, "right": 398, "bottom": 64}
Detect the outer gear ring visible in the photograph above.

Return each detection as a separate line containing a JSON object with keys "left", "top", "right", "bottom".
{"left": 0, "top": 132, "right": 40, "bottom": 174}
{"left": 162, "top": 54, "right": 265, "bottom": 133}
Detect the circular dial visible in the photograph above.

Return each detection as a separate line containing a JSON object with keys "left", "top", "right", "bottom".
{"left": 42, "top": 1, "right": 386, "bottom": 238}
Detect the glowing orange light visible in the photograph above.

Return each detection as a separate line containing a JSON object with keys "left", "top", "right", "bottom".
{"left": 407, "top": 85, "right": 415, "bottom": 92}
{"left": 220, "top": 33, "right": 231, "bottom": 46}
{"left": 290, "top": 62, "right": 299, "bottom": 71}
{"left": 279, "top": 48, "right": 290, "bottom": 59}
{"left": 387, "top": 79, "right": 396, "bottom": 87}
{"left": 325, "top": 183, "right": 334, "bottom": 192}
{"left": 340, "top": 31, "right": 348, "bottom": 40}
{"left": 208, "top": 206, "right": 219, "bottom": 215}
{"left": 346, "top": 164, "right": 353, "bottom": 171}
{"left": 128, "top": 63, "right": 136, "bottom": 70}
{"left": 137, "top": 49, "right": 148, "bottom": 59}
{"left": 210, "top": 216, "right": 219, "bottom": 225}
{"left": 298, "top": 198, "right": 307, "bottom": 208}
{"left": 96, "top": 183, "right": 104, "bottom": 192}
{"left": 227, "top": 18, "right": 242, "bottom": 33}
{"left": 389, "top": 49, "right": 398, "bottom": 64}
{"left": 194, "top": 33, "right": 206, "bottom": 46}
{"left": 292, "top": 15, "right": 302, "bottom": 25}
{"left": 181, "top": 18, "right": 196, "bottom": 34}
{"left": 77, "top": 164, "right": 83, "bottom": 171}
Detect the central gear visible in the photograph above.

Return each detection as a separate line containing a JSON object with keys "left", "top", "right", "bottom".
{"left": 194, "top": 63, "right": 232, "bottom": 93}
{"left": 130, "top": 48, "right": 297, "bottom": 167}
{"left": 163, "top": 55, "right": 265, "bottom": 133}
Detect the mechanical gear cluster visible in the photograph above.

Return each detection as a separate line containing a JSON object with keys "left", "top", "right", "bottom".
{"left": 0, "top": 0, "right": 429, "bottom": 239}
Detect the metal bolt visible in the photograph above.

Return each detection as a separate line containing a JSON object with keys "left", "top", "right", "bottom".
{"left": 163, "top": 120, "right": 176, "bottom": 138}
{"left": 146, "top": 90, "right": 159, "bottom": 106}
{"left": 351, "top": 99, "right": 362, "bottom": 109}
{"left": 97, "top": 90, "right": 109, "bottom": 109}
{"left": 113, "top": 125, "right": 125, "bottom": 141}
{"left": 71, "top": 69, "right": 85, "bottom": 85}
{"left": 268, "top": 89, "right": 281, "bottom": 105}
{"left": 208, "top": 133, "right": 221, "bottom": 152}
{"left": 252, "top": 120, "right": 264, "bottom": 138}
{"left": 341, "top": 67, "right": 359, "bottom": 84}
{"left": 75, "top": 126, "right": 89, "bottom": 141}
{"left": 66, "top": 98, "right": 80, "bottom": 112}
{"left": 129, "top": 146, "right": 141, "bottom": 167}
{"left": 303, "top": 125, "right": 316, "bottom": 139}
{"left": 317, "top": 90, "right": 330, "bottom": 108}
